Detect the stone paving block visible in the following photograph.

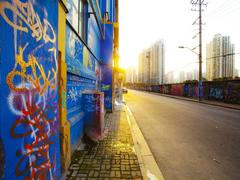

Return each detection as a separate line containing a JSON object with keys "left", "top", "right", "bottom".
{"left": 65, "top": 108, "right": 143, "bottom": 179}
{"left": 71, "top": 170, "right": 78, "bottom": 177}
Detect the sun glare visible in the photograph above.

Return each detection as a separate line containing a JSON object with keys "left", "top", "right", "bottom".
{"left": 119, "top": 58, "right": 138, "bottom": 69}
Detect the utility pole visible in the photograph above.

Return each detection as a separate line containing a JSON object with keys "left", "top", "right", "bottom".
{"left": 191, "top": 0, "right": 207, "bottom": 101}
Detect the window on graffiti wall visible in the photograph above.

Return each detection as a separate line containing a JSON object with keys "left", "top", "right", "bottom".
{"left": 67, "top": 0, "right": 87, "bottom": 41}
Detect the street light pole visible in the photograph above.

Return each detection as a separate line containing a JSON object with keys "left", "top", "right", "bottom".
{"left": 198, "top": 0, "right": 203, "bottom": 101}
{"left": 178, "top": 45, "right": 202, "bottom": 101}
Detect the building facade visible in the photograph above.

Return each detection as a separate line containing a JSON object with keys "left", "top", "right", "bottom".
{"left": 138, "top": 40, "right": 165, "bottom": 85}
{"left": 126, "top": 66, "right": 137, "bottom": 83}
{"left": 138, "top": 49, "right": 151, "bottom": 84}
{"left": 0, "top": 0, "right": 118, "bottom": 179}
{"left": 150, "top": 40, "right": 165, "bottom": 85}
{"left": 206, "top": 34, "right": 235, "bottom": 81}
{"left": 179, "top": 71, "right": 186, "bottom": 83}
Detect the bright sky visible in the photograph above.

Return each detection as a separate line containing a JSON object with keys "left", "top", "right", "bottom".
{"left": 119, "top": 0, "right": 240, "bottom": 76}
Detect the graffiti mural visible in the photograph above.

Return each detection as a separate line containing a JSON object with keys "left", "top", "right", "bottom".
{"left": 171, "top": 84, "right": 183, "bottom": 96}
{"left": 0, "top": 0, "right": 60, "bottom": 179}
{"left": 101, "top": 65, "right": 113, "bottom": 111}
{"left": 225, "top": 82, "right": 240, "bottom": 103}
{"left": 66, "top": 74, "right": 97, "bottom": 153}
{"left": 209, "top": 87, "right": 224, "bottom": 100}
{"left": 65, "top": 22, "right": 101, "bottom": 153}
{"left": 183, "top": 84, "right": 198, "bottom": 98}
{"left": 83, "top": 92, "right": 104, "bottom": 141}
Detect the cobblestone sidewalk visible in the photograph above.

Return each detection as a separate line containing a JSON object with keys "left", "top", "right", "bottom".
{"left": 65, "top": 105, "right": 143, "bottom": 180}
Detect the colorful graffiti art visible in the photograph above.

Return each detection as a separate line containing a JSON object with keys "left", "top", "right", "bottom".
{"left": 225, "top": 82, "right": 240, "bottom": 103}
{"left": 0, "top": 0, "right": 60, "bottom": 179}
{"left": 209, "top": 87, "right": 224, "bottom": 100}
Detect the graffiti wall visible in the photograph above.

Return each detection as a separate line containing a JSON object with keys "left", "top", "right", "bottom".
{"left": 129, "top": 80, "right": 240, "bottom": 104}
{"left": 183, "top": 83, "right": 198, "bottom": 98}
{"left": 66, "top": 74, "right": 96, "bottom": 153}
{"left": 101, "top": 24, "right": 114, "bottom": 111}
{"left": 225, "top": 82, "right": 240, "bottom": 104}
{"left": 88, "top": 5, "right": 101, "bottom": 60}
{"left": 0, "top": 0, "right": 60, "bottom": 179}
{"left": 65, "top": 23, "right": 101, "bottom": 153}
{"left": 171, "top": 84, "right": 183, "bottom": 96}
{"left": 101, "top": 65, "right": 113, "bottom": 111}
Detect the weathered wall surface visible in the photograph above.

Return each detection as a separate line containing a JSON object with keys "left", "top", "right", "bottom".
{"left": 0, "top": 0, "right": 60, "bottom": 179}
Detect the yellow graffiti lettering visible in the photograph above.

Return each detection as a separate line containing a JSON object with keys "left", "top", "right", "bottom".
{"left": 6, "top": 45, "right": 57, "bottom": 95}
{"left": 0, "top": 0, "right": 56, "bottom": 43}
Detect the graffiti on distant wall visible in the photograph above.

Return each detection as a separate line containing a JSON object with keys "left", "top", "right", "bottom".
{"left": 131, "top": 80, "right": 240, "bottom": 104}
{"left": 225, "top": 82, "right": 240, "bottom": 103}
{"left": 171, "top": 84, "right": 183, "bottom": 96}
{"left": 183, "top": 84, "right": 198, "bottom": 98}
{"left": 209, "top": 87, "right": 224, "bottom": 100}
{"left": 0, "top": 0, "right": 59, "bottom": 179}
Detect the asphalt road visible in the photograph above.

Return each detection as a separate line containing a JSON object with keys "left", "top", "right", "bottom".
{"left": 124, "top": 90, "right": 240, "bottom": 180}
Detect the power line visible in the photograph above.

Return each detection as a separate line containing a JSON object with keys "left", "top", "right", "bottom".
{"left": 205, "top": 0, "right": 240, "bottom": 19}
{"left": 167, "top": 61, "right": 198, "bottom": 73}
{"left": 203, "top": 52, "right": 240, "bottom": 62}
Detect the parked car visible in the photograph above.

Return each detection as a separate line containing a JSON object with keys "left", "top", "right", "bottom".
{"left": 122, "top": 87, "right": 128, "bottom": 93}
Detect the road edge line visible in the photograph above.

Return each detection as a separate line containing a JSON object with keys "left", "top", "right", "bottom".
{"left": 125, "top": 105, "right": 165, "bottom": 180}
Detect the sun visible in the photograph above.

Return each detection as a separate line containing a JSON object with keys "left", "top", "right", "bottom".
{"left": 119, "top": 57, "right": 138, "bottom": 70}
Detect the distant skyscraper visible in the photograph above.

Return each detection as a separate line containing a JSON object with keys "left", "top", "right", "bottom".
{"left": 126, "top": 66, "right": 137, "bottom": 83}
{"left": 179, "top": 71, "right": 185, "bottom": 82}
{"left": 138, "top": 49, "right": 150, "bottom": 84}
{"left": 186, "top": 71, "right": 193, "bottom": 81}
{"left": 165, "top": 71, "right": 174, "bottom": 84}
{"left": 150, "top": 40, "right": 165, "bottom": 85}
{"left": 138, "top": 40, "right": 165, "bottom": 85}
{"left": 193, "top": 69, "right": 199, "bottom": 80}
{"left": 206, "top": 34, "right": 235, "bottom": 80}
{"left": 235, "top": 68, "right": 239, "bottom": 77}
{"left": 138, "top": 52, "right": 144, "bottom": 83}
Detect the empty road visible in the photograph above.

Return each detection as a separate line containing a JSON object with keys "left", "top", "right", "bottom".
{"left": 125, "top": 90, "right": 240, "bottom": 180}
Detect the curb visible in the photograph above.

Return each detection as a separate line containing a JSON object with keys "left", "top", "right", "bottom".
{"left": 125, "top": 105, "right": 165, "bottom": 180}
{"left": 146, "top": 91, "right": 240, "bottom": 111}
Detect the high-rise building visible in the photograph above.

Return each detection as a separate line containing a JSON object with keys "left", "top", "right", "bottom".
{"left": 137, "top": 49, "right": 150, "bottom": 84}
{"left": 235, "top": 68, "right": 239, "bottom": 77}
{"left": 193, "top": 69, "right": 199, "bottom": 80}
{"left": 126, "top": 66, "right": 137, "bottom": 83}
{"left": 165, "top": 71, "right": 174, "bottom": 84}
{"left": 206, "top": 34, "right": 235, "bottom": 80}
{"left": 186, "top": 71, "right": 193, "bottom": 81}
{"left": 150, "top": 40, "right": 165, "bottom": 85}
{"left": 179, "top": 71, "right": 185, "bottom": 82}
{"left": 138, "top": 52, "right": 144, "bottom": 83}
{"left": 138, "top": 40, "right": 165, "bottom": 85}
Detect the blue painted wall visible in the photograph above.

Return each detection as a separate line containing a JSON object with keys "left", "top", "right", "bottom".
{"left": 66, "top": 74, "right": 96, "bottom": 153}
{"left": 65, "top": 0, "right": 116, "bottom": 152}
{"left": 66, "top": 22, "right": 101, "bottom": 153}
{"left": 0, "top": 0, "right": 60, "bottom": 179}
{"left": 101, "top": 24, "right": 114, "bottom": 110}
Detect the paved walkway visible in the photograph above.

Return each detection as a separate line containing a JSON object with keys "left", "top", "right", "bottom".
{"left": 65, "top": 104, "right": 143, "bottom": 180}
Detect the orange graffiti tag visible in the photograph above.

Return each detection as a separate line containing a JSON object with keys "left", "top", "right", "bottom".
{"left": 6, "top": 45, "right": 57, "bottom": 95}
